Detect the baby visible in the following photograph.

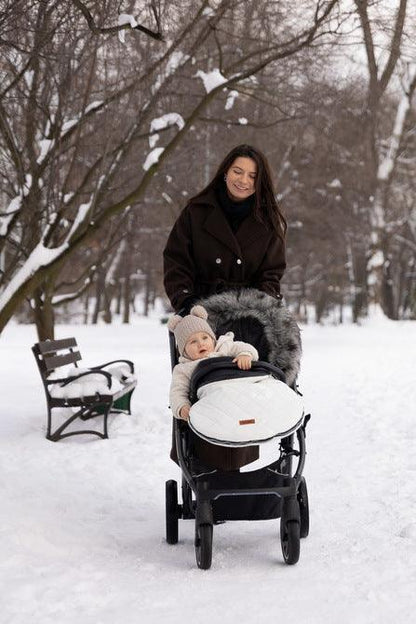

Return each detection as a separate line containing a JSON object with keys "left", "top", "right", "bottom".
{"left": 168, "top": 305, "right": 258, "bottom": 420}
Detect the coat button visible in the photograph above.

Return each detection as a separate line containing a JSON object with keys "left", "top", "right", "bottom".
{"left": 216, "top": 258, "right": 222, "bottom": 264}
{"left": 236, "top": 258, "right": 242, "bottom": 265}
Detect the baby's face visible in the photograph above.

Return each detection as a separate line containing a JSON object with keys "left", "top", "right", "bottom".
{"left": 184, "top": 331, "right": 215, "bottom": 360}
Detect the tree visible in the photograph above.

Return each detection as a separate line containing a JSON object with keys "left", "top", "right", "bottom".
{"left": 353, "top": 0, "right": 416, "bottom": 318}
{"left": 0, "top": 0, "right": 340, "bottom": 337}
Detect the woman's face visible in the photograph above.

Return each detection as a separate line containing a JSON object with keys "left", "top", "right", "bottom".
{"left": 225, "top": 156, "right": 257, "bottom": 201}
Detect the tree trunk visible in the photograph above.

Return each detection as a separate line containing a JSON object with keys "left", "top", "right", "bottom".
{"left": 380, "top": 257, "right": 398, "bottom": 319}
{"left": 338, "top": 300, "right": 343, "bottom": 324}
{"left": 102, "top": 288, "right": 112, "bottom": 324}
{"left": 115, "top": 281, "right": 122, "bottom": 315}
{"left": 32, "top": 287, "right": 55, "bottom": 340}
{"left": 352, "top": 250, "right": 368, "bottom": 323}
{"left": 143, "top": 272, "right": 151, "bottom": 317}
{"left": 83, "top": 291, "right": 90, "bottom": 324}
{"left": 122, "top": 275, "right": 131, "bottom": 324}
{"left": 314, "top": 282, "right": 328, "bottom": 323}
{"left": 92, "top": 274, "right": 102, "bottom": 324}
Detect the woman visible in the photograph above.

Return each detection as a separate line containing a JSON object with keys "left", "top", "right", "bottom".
{"left": 163, "top": 144, "right": 288, "bottom": 471}
{"left": 163, "top": 144, "right": 287, "bottom": 313}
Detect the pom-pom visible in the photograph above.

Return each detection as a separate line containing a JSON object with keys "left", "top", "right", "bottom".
{"left": 190, "top": 305, "right": 208, "bottom": 320}
{"left": 167, "top": 314, "right": 182, "bottom": 332}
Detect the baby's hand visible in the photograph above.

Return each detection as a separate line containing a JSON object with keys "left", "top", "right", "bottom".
{"left": 233, "top": 354, "right": 253, "bottom": 370}
{"left": 179, "top": 404, "right": 191, "bottom": 421}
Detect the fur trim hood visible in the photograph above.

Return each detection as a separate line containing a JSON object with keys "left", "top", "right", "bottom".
{"left": 198, "top": 289, "right": 301, "bottom": 386}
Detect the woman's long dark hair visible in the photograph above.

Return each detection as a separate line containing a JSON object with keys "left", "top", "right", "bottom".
{"left": 190, "top": 144, "right": 287, "bottom": 240}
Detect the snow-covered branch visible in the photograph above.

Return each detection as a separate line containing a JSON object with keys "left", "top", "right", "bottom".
{"left": 71, "top": 0, "right": 163, "bottom": 41}
{"left": 378, "top": 64, "right": 416, "bottom": 182}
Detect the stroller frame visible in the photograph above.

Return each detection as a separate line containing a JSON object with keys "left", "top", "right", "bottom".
{"left": 165, "top": 329, "right": 310, "bottom": 569}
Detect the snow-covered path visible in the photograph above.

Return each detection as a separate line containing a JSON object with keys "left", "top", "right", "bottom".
{"left": 1, "top": 316, "right": 415, "bottom": 624}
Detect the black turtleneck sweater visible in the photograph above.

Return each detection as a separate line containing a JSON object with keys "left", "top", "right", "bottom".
{"left": 216, "top": 183, "right": 255, "bottom": 233}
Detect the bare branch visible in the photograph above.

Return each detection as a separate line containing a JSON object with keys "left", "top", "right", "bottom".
{"left": 71, "top": 0, "right": 163, "bottom": 40}
{"left": 354, "top": 0, "right": 379, "bottom": 97}
{"left": 379, "top": 0, "right": 407, "bottom": 93}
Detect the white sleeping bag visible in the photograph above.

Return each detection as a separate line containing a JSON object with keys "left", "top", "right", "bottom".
{"left": 189, "top": 375, "right": 304, "bottom": 447}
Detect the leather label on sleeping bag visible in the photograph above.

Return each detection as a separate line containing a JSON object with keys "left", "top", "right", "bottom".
{"left": 239, "top": 419, "right": 255, "bottom": 425}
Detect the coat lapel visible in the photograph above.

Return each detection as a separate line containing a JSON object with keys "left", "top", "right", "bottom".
{"left": 202, "top": 203, "right": 242, "bottom": 256}
{"left": 236, "top": 213, "right": 270, "bottom": 247}
{"left": 199, "top": 190, "right": 270, "bottom": 254}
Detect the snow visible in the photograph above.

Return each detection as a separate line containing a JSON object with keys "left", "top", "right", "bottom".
{"left": 143, "top": 147, "right": 164, "bottom": 171}
{"left": 23, "top": 174, "right": 32, "bottom": 196}
{"left": 67, "top": 201, "right": 91, "bottom": 239}
{"left": 118, "top": 14, "right": 138, "bottom": 44}
{"left": 85, "top": 101, "right": 103, "bottom": 114}
{"left": 23, "top": 69, "right": 34, "bottom": 89}
{"left": 149, "top": 113, "right": 185, "bottom": 148}
{"left": 60, "top": 102, "right": 103, "bottom": 136}
{"left": 37, "top": 138, "right": 54, "bottom": 164}
{"left": 162, "top": 191, "right": 173, "bottom": 204}
{"left": 202, "top": 7, "right": 216, "bottom": 17}
{"left": 378, "top": 64, "right": 416, "bottom": 182}
{"left": 0, "top": 194, "right": 22, "bottom": 236}
{"left": 61, "top": 118, "right": 78, "bottom": 134}
{"left": 1, "top": 315, "right": 415, "bottom": 623}
{"left": 196, "top": 68, "right": 228, "bottom": 93}
{"left": 63, "top": 192, "right": 74, "bottom": 204}
{"left": 151, "top": 52, "right": 190, "bottom": 96}
{"left": 166, "top": 51, "right": 190, "bottom": 75}
{"left": 0, "top": 242, "right": 66, "bottom": 311}
{"left": 0, "top": 198, "right": 91, "bottom": 310}
{"left": 118, "top": 13, "right": 138, "bottom": 28}
{"left": 49, "top": 365, "right": 136, "bottom": 400}
{"left": 225, "top": 90, "right": 238, "bottom": 110}
{"left": 367, "top": 250, "right": 384, "bottom": 269}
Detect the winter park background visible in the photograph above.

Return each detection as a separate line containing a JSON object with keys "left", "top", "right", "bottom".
{"left": 1, "top": 1, "right": 416, "bottom": 623}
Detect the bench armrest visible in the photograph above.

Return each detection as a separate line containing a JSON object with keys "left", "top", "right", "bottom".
{"left": 91, "top": 359, "right": 135, "bottom": 373}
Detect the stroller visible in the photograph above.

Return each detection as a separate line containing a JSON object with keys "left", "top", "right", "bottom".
{"left": 165, "top": 290, "right": 310, "bottom": 569}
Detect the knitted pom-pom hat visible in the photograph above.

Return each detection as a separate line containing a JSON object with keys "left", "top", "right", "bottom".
{"left": 167, "top": 305, "right": 216, "bottom": 356}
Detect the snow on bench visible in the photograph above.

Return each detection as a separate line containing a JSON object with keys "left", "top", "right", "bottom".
{"left": 32, "top": 337, "right": 137, "bottom": 441}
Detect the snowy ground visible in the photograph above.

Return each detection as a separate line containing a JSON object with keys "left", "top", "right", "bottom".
{"left": 1, "top": 313, "right": 415, "bottom": 624}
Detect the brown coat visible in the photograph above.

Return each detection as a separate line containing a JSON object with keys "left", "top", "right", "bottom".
{"left": 163, "top": 190, "right": 286, "bottom": 311}
{"left": 164, "top": 190, "right": 286, "bottom": 471}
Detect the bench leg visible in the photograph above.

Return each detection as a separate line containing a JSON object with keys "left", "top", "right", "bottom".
{"left": 46, "top": 401, "right": 112, "bottom": 442}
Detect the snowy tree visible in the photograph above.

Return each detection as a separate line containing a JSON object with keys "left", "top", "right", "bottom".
{"left": 0, "top": 0, "right": 340, "bottom": 338}
{"left": 352, "top": 0, "right": 416, "bottom": 318}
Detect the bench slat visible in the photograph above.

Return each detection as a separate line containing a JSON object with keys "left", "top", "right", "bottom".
{"left": 37, "top": 337, "right": 78, "bottom": 354}
{"left": 43, "top": 351, "right": 82, "bottom": 370}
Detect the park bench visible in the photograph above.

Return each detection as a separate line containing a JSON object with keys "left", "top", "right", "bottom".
{"left": 32, "top": 337, "right": 137, "bottom": 442}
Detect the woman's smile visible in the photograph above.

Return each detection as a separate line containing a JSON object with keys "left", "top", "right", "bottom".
{"left": 225, "top": 156, "right": 257, "bottom": 201}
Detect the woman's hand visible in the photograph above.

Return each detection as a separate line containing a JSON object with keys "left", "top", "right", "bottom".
{"left": 233, "top": 354, "right": 253, "bottom": 370}
{"left": 179, "top": 404, "right": 191, "bottom": 420}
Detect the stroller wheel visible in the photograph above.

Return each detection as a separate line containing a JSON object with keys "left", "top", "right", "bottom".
{"left": 165, "top": 480, "right": 179, "bottom": 544}
{"left": 195, "top": 523, "right": 213, "bottom": 569}
{"left": 298, "top": 477, "right": 309, "bottom": 538}
{"left": 280, "top": 518, "right": 300, "bottom": 565}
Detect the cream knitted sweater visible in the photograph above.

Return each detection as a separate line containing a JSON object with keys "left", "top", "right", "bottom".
{"left": 169, "top": 332, "right": 258, "bottom": 419}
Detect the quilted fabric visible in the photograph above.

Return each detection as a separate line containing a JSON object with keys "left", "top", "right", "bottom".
{"left": 189, "top": 375, "right": 304, "bottom": 447}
